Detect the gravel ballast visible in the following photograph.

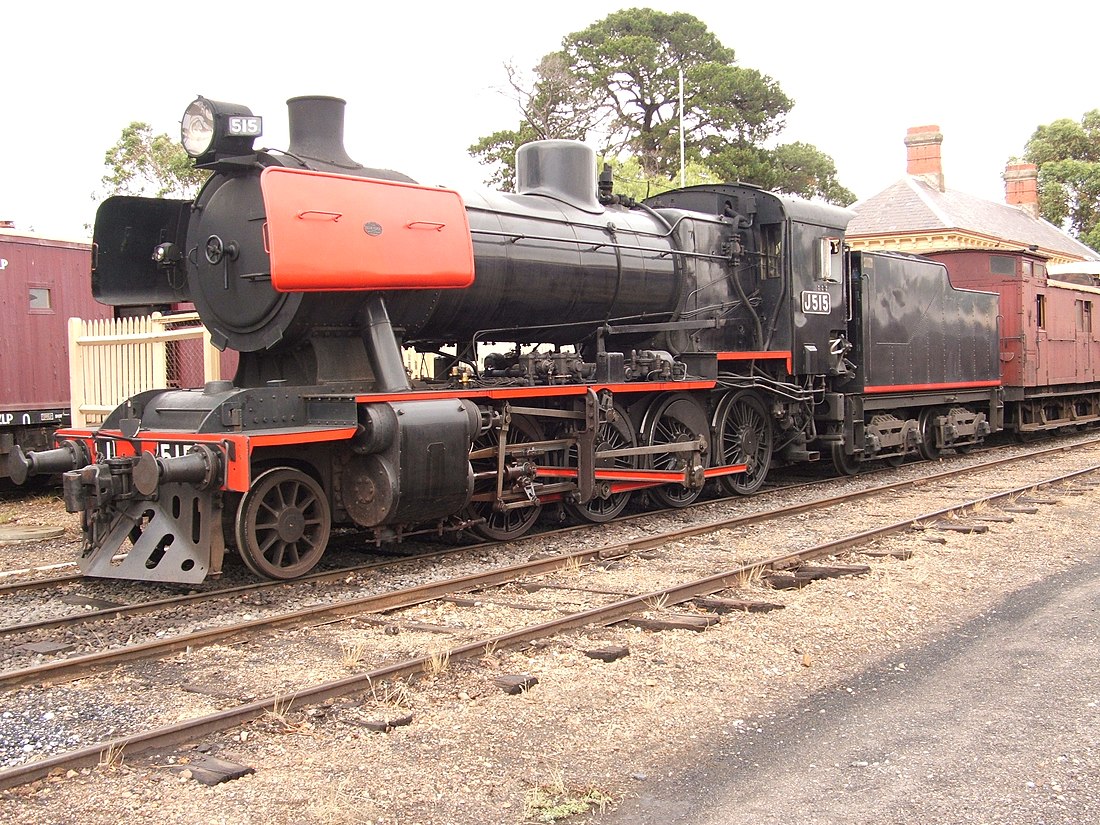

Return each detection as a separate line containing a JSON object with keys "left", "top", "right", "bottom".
{"left": 1, "top": 447, "right": 1099, "bottom": 824}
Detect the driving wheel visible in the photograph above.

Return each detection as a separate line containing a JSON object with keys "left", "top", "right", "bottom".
{"left": 642, "top": 394, "right": 709, "bottom": 508}
{"left": 714, "top": 390, "right": 773, "bottom": 495}
{"left": 466, "top": 414, "right": 544, "bottom": 541}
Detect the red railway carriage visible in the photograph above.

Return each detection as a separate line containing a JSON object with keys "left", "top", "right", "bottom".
{"left": 0, "top": 231, "right": 110, "bottom": 478}
{"left": 926, "top": 250, "right": 1100, "bottom": 432}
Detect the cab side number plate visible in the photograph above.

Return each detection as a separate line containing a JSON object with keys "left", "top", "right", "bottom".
{"left": 801, "top": 290, "right": 831, "bottom": 314}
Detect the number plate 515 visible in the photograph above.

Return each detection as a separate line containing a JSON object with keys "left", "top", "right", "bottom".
{"left": 801, "top": 290, "right": 831, "bottom": 315}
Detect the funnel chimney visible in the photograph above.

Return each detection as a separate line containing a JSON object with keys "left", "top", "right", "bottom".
{"left": 286, "top": 96, "right": 358, "bottom": 168}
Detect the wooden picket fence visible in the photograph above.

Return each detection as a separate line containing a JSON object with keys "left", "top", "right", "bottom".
{"left": 69, "top": 312, "right": 434, "bottom": 428}
{"left": 68, "top": 312, "right": 222, "bottom": 427}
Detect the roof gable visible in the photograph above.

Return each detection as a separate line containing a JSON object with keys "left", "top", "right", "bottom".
{"left": 847, "top": 176, "right": 1099, "bottom": 262}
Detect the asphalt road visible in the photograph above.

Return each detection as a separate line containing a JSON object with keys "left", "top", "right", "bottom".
{"left": 601, "top": 554, "right": 1100, "bottom": 824}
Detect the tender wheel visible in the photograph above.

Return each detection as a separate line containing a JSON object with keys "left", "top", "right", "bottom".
{"left": 831, "top": 442, "right": 861, "bottom": 476}
{"left": 642, "top": 394, "right": 709, "bottom": 508}
{"left": 466, "top": 414, "right": 543, "bottom": 541}
{"left": 883, "top": 453, "right": 906, "bottom": 467}
{"left": 565, "top": 404, "right": 636, "bottom": 523}
{"left": 235, "top": 467, "right": 331, "bottom": 580}
{"left": 714, "top": 390, "right": 773, "bottom": 496}
{"left": 918, "top": 408, "right": 942, "bottom": 461}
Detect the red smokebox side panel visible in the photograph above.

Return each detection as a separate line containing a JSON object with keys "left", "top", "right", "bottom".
{"left": 260, "top": 167, "right": 475, "bottom": 291}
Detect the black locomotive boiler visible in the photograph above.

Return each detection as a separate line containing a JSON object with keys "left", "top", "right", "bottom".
{"left": 9, "top": 95, "right": 1002, "bottom": 583}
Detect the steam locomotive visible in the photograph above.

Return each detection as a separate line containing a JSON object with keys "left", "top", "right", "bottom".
{"left": 8, "top": 95, "right": 1006, "bottom": 583}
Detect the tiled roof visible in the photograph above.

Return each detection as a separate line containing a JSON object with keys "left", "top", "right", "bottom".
{"left": 847, "top": 176, "right": 1099, "bottom": 261}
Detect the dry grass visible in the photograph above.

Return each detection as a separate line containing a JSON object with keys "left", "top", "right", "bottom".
{"left": 737, "top": 562, "right": 768, "bottom": 587}
{"left": 522, "top": 768, "right": 613, "bottom": 823}
{"left": 642, "top": 593, "right": 669, "bottom": 612}
{"left": 368, "top": 677, "right": 413, "bottom": 709}
{"left": 262, "top": 696, "right": 299, "bottom": 732}
{"left": 339, "top": 640, "right": 368, "bottom": 670}
{"left": 97, "top": 742, "right": 125, "bottom": 771}
{"left": 424, "top": 647, "right": 450, "bottom": 677}
{"left": 557, "top": 554, "right": 583, "bottom": 577}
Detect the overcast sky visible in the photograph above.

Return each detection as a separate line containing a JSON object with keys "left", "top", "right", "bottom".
{"left": 4, "top": 0, "right": 1097, "bottom": 239}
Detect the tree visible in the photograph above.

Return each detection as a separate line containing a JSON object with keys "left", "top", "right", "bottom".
{"left": 708, "top": 142, "right": 855, "bottom": 205}
{"left": 471, "top": 9, "right": 853, "bottom": 206}
{"left": 601, "top": 155, "right": 721, "bottom": 201}
{"left": 100, "top": 122, "right": 209, "bottom": 199}
{"left": 1022, "top": 110, "right": 1100, "bottom": 251}
{"left": 563, "top": 10, "right": 790, "bottom": 178}
{"left": 469, "top": 53, "right": 601, "bottom": 191}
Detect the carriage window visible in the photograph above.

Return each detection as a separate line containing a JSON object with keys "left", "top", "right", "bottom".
{"left": 1022, "top": 259, "right": 1033, "bottom": 277}
{"left": 990, "top": 255, "right": 1017, "bottom": 276}
{"left": 28, "top": 287, "right": 52, "bottom": 311}
{"left": 1036, "top": 294, "right": 1046, "bottom": 329}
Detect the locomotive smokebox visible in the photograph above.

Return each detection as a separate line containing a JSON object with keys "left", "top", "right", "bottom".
{"left": 516, "top": 140, "right": 602, "bottom": 214}
{"left": 286, "top": 96, "right": 358, "bottom": 169}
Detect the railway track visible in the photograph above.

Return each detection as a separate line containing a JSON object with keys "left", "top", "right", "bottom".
{"left": 1, "top": 429, "right": 1094, "bottom": 598}
{"left": 3, "top": 426, "right": 1096, "bottom": 590}
{"left": 0, "top": 460, "right": 863, "bottom": 592}
{"left": 1, "top": 439, "right": 1098, "bottom": 788}
{"left": 1, "top": 437, "right": 1094, "bottom": 667}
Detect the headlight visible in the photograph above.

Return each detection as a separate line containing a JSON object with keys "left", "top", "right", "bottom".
{"left": 179, "top": 97, "right": 262, "bottom": 162}
{"left": 181, "top": 98, "right": 216, "bottom": 157}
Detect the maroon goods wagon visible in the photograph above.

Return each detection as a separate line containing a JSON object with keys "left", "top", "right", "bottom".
{"left": 927, "top": 249, "right": 1100, "bottom": 432}
{"left": 0, "top": 231, "right": 110, "bottom": 479}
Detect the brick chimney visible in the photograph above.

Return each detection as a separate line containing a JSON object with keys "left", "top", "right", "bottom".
{"left": 904, "top": 125, "right": 945, "bottom": 191}
{"left": 1004, "top": 162, "right": 1040, "bottom": 219}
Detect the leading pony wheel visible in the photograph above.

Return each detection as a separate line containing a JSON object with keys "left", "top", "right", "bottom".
{"left": 830, "top": 442, "right": 861, "bottom": 476}
{"left": 235, "top": 467, "right": 331, "bottom": 579}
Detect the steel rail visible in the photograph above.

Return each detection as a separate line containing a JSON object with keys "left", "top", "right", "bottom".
{"left": 0, "top": 571, "right": 81, "bottom": 593}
